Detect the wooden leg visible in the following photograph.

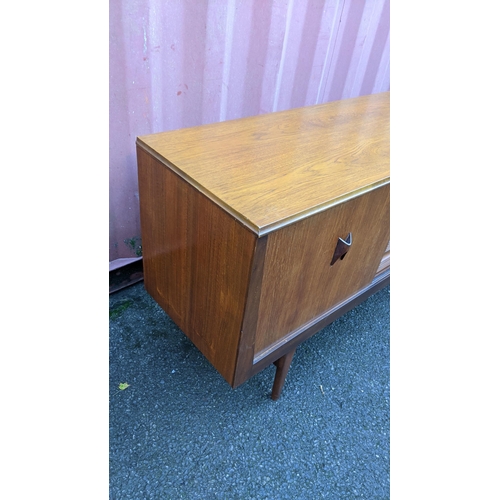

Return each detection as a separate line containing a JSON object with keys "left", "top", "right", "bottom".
{"left": 271, "top": 347, "right": 296, "bottom": 400}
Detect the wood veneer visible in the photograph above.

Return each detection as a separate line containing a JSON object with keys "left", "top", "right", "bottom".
{"left": 136, "top": 92, "right": 390, "bottom": 399}
{"left": 253, "top": 183, "right": 390, "bottom": 357}
{"left": 137, "top": 92, "right": 389, "bottom": 235}
{"left": 137, "top": 148, "right": 256, "bottom": 384}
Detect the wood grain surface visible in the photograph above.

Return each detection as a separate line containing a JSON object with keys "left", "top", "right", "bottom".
{"left": 137, "top": 92, "right": 389, "bottom": 235}
{"left": 253, "top": 183, "right": 390, "bottom": 356}
{"left": 136, "top": 93, "right": 390, "bottom": 394}
{"left": 376, "top": 240, "right": 390, "bottom": 276}
{"left": 137, "top": 148, "right": 257, "bottom": 385}
{"left": 232, "top": 235, "right": 268, "bottom": 387}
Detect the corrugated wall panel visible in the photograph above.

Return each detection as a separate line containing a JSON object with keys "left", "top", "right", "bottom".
{"left": 109, "top": 0, "right": 390, "bottom": 262}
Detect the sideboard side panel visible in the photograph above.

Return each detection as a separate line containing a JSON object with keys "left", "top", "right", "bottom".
{"left": 137, "top": 147, "right": 256, "bottom": 385}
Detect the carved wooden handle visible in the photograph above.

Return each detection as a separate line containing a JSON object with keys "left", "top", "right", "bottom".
{"left": 330, "top": 233, "right": 352, "bottom": 266}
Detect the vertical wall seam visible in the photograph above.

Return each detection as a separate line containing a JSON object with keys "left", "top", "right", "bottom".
{"left": 318, "top": 0, "right": 346, "bottom": 103}
{"left": 220, "top": 0, "right": 236, "bottom": 122}
{"left": 373, "top": 29, "right": 390, "bottom": 92}
{"left": 148, "top": 0, "right": 162, "bottom": 132}
{"left": 315, "top": 0, "right": 343, "bottom": 104}
{"left": 272, "top": 0, "right": 295, "bottom": 112}
{"left": 349, "top": 0, "right": 377, "bottom": 98}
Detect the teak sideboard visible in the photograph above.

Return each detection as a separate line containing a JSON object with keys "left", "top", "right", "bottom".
{"left": 136, "top": 92, "right": 390, "bottom": 400}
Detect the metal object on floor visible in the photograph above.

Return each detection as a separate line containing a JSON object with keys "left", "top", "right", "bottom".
{"left": 109, "top": 258, "right": 144, "bottom": 294}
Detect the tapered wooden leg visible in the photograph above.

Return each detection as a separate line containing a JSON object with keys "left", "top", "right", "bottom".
{"left": 271, "top": 347, "right": 296, "bottom": 400}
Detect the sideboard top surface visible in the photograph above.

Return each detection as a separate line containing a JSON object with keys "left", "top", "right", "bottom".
{"left": 137, "top": 92, "right": 389, "bottom": 235}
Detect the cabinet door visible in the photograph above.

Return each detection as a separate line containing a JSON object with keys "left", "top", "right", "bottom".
{"left": 253, "top": 183, "right": 390, "bottom": 356}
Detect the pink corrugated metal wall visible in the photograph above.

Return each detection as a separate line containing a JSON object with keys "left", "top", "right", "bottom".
{"left": 109, "top": 0, "right": 390, "bottom": 263}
